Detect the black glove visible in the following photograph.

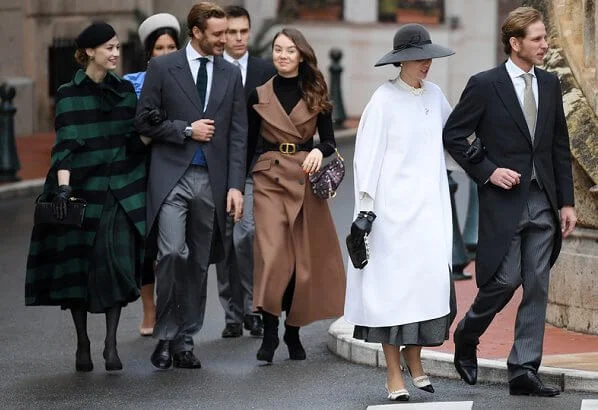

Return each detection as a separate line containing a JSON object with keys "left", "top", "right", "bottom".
{"left": 143, "top": 108, "right": 166, "bottom": 126}
{"left": 464, "top": 137, "right": 485, "bottom": 164}
{"left": 351, "top": 211, "right": 376, "bottom": 237}
{"left": 346, "top": 211, "right": 376, "bottom": 269}
{"left": 52, "top": 184, "right": 72, "bottom": 220}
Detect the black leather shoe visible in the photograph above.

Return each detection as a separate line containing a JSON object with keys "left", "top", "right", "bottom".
{"left": 509, "top": 371, "right": 560, "bottom": 397}
{"left": 151, "top": 340, "right": 172, "bottom": 370}
{"left": 221, "top": 323, "right": 243, "bottom": 338}
{"left": 173, "top": 351, "right": 202, "bottom": 369}
{"left": 453, "top": 325, "right": 478, "bottom": 385}
{"left": 244, "top": 314, "right": 263, "bottom": 337}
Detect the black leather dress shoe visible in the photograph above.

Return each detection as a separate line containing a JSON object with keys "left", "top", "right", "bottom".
{"left": 173, "top": 351, "right": 202, "bottom": 369}
{"left": 509, "top": 371, "right": 560, "bottom": 397}
{"left": 151, "top": 340, "right": 172, "bottom": 370}
{"left": 453, "top": 327, "right": 478, "bottom": 385}
{"left": 244, "top": 314, "right": 264, "bottom": 337}
{"left": 221, "top": 323, "right": 243, "bottom": 338}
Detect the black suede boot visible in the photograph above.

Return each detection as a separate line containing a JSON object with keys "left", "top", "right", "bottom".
{"left": 256, "top": 312, "right": 279, "bottom": 363}
{"left": 103, "top": 307, "right": 123, "bottom": 371}
{"left": 283, "top": 323, "right": 306, "bottom": 360}
{"left": 71, "top": 308, "right": 93, "bottom": 372}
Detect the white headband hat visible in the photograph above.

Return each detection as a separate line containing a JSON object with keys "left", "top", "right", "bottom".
{"left": 138, "top": 13, "right": 180, "bottom": 46}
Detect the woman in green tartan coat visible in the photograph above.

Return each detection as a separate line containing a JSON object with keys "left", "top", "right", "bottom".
{"left": 25, "top": 23, "right": 147, "bottom": 372}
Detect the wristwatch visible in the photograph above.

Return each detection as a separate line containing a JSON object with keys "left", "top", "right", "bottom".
{"left": 184, "top": 126, "right": 193, "bottom": 139}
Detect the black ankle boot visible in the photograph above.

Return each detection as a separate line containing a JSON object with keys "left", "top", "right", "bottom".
{"left": 283, "top": 323, "right": 306, "bottom": 360}
{"left": 103, "top": 343, "right": 123, "bottom": 371}
{"left": 75, "top": 340, "right": 93, "bottom": 372}
{"left": 256, "top": 312, "right": 279, "bottom": 363}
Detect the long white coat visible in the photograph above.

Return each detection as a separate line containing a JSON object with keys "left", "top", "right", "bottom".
{"left": 344, "top": 79, "right": 453, "bottom": 327}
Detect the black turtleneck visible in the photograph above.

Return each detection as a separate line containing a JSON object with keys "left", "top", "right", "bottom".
{"left": 246, "top": 74, "right": 336, "bottom": 173}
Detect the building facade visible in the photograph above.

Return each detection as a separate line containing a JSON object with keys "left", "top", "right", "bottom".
{"left": 0, "top": 0, "right": 509, "bottom": 134}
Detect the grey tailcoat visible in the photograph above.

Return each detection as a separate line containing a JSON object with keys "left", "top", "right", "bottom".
{"left": 135, "top": 49, "right": 247, "bottom": 255}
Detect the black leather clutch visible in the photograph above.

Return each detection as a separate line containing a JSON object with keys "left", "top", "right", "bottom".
{"left": 34, "top": 197, "right": 87, "bottom": 227}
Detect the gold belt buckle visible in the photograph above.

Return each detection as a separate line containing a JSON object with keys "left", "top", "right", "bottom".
{"left": 279, "top": 142, "right": 296, "bottom": 155}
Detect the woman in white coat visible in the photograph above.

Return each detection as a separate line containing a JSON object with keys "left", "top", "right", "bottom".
{"left": 344, "top": 24, "right": 457, "bottom": 402}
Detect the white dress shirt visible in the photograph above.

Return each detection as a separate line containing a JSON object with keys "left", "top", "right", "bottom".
{"left": 223, "top": 50, "right": 248, "bottom": 86}
{"left": 505, "top": 58, "right": 538, "bottom": 110}
{"left": 186, "top": 42, "right": 214, "bottom": 111}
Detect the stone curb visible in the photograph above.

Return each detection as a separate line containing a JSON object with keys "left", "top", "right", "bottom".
{"left": 0, "top": 129, "right": 358, "bottom": 201}
{"left": 328, "top": 317, "right": 598, "bottom": 393}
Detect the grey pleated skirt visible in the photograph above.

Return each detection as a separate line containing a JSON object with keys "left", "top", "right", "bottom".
{"left": 353, "top": 313, "right": 451, "bottom": 347}
{"left": 353, "top": 268, "right": 457, "bottom": 347}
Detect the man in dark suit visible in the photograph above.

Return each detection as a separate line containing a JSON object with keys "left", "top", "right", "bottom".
{"left": 216, "top": 5, "right": 276, "bottom": 339}
{"left": 443, "top": 6, "right": 576, "bottom": 396}
{"left": 135, "top": 2, "right": 247, "bottom": 370}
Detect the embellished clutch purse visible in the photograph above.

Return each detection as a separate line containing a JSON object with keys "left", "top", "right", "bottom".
{"left": 34, "top": 196, "right": 87, "bottom": 228}
{"left": 308, "top": 149, "right": 345, "bottom": 199}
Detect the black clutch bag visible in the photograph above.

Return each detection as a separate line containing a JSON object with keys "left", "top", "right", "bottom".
{"left": 34, "top": 196, "right": 87, "bottom": 228}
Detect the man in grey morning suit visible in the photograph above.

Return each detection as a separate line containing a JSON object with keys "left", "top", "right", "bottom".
{"left": 216, "top": 5, "right": 277, "bottom": 339}
{"left": 135, "top": 2, "right": 247, "bottom": 370}
{"left": 443, "top": 7, "right": 576, "bottom": 396}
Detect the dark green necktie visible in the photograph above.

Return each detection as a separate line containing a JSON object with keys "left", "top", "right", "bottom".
{"left": 196, "top": 57, "right": 209, "bottom": 110}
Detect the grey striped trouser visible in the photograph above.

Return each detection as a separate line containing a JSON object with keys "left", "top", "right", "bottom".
{"left": 459, "top": 182, "right": 556, "bottom": 380}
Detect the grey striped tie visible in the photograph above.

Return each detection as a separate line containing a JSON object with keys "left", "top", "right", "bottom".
{"left": 522, "top": 73, "right": 536, "bottom": 139}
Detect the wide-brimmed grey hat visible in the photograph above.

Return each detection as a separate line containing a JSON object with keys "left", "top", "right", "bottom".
{"left": 375, "top": 24, "right": 454, "bottom": 67}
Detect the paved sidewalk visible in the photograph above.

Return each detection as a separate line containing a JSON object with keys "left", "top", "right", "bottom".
{"left": 329, "top": 262, "right": 598, "bottom": 393}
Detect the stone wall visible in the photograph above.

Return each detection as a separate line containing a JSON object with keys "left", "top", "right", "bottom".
{"left": 524, "top": 0, "right": 598, "bottom": 335}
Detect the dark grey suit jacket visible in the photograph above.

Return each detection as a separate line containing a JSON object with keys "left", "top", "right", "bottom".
{"left": 443, "top": 63, "right": 574, "bottom": 287}
{"left": 135, "top": 48, "right": 247, "bottom": 248}
{"left": 244, "top": 55, "right": 276, "bottom": 174}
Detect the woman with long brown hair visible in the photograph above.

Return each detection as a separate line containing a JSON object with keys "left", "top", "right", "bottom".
{"left": 247, "top": 28, "right": 345, "bottom": 364}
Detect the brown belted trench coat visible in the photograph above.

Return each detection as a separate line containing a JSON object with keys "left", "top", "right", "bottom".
{"left": 251, "top": 79, "right": 345, "bottom": 327}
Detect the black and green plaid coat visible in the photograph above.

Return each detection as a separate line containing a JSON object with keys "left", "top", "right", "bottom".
{"left": 25, "top": 69, "right": 147, "bottom": 307}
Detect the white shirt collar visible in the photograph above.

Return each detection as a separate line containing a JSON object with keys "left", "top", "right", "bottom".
{"left": 223, "top": 50, "right": 248, "bottom": 69}
{"left": 186, "top": 42, "right": 214, "bottom": 64}
{"left": 505, "top": 58, "right": 535, "bottom": 80}
{"left": 391, "top": 75, "right": 425, "bottom": 96}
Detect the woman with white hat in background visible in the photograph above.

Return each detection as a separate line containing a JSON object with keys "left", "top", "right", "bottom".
{"left": 344, "top": 23, "right": 457, "bottom": 402}
{"left": 123, "top": 13, "right": 181, "bottom": 336}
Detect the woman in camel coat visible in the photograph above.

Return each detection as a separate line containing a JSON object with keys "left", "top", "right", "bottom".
{"left": 248, "top": 27, "right": 345, "bottom": 364}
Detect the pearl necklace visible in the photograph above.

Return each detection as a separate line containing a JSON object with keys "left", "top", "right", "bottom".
{"left": 391, "top": 75, "right": 425, "bottom": 96}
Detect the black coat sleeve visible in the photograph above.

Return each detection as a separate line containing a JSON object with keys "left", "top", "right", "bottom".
{"left": 443, "top": 75, "right": 498, "bottom": 185}
{"left": 314, "top": 110, "right": 336, "bottom": 157}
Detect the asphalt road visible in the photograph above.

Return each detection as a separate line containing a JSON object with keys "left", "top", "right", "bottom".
{"left": 1, "top": 138, "right": 596, "bottom": 409}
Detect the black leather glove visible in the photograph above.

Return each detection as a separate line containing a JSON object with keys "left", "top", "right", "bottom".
{"left": 52, "top": 184, "right": 72, "bottom": 220}
{"left": 346, "top": 211, "right": 376, "bottom": 269}
{"left": 464, "top": 137, "right": 485, "bottom": 164}
{"left": 351, "top": 211, "right": 376, "bottom": 237}
{"left": 143, "top": 108, "right": 166, "bottom": 126}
